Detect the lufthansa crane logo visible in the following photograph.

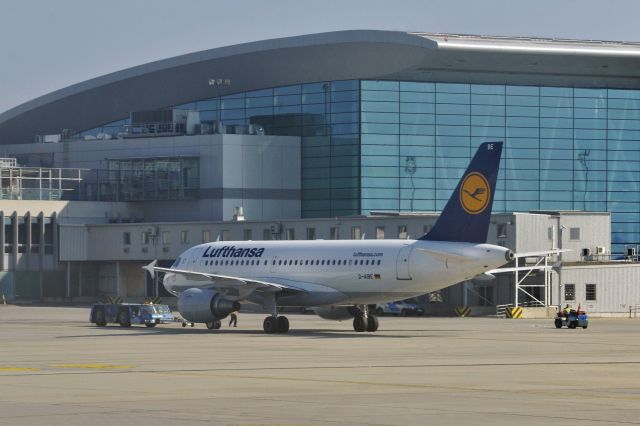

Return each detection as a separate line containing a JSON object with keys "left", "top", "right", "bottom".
{"left": 460, "top": 172, "right": 490, "bottom": 214}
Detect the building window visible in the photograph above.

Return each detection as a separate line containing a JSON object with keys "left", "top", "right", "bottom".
{"left": 570, "top": 227, "right": 580, "bottom": 241}
{"left": 330, "top": 227, "right": 340, "bottom": 240}
{"left": 44, "top": 217, "right": 53, "bottom": 254}
{"left": 142, "top": 231, "right": 150, "bottom": 245}
{"left": 585, "top": 284, "right": 596, "bottom": 301}
{"left": 202, "top": 230, "right": 211, "bottom": 243}
{"left": 351, "top": 226, "right": 361, "bottom": 240}
{"left": 263, "top": 229, "right": 271, "bottom": 240}
{"left": 306, "top": 227, "right": 316, "bottom": 240}
{"left": 123, "top": 232, "right": 131, "bottom": 245}
{"left": 497, "top": 224, "right": 507, "bottom": 239}
{"left": 162, "top": 231, "right": 170, "bottom": 245}
{"left": 181, "top": 230, "right": 189, "bottom": 244}
{"left": 398, "top": 225, "right": 407, "bottom": 239}
{"left": 548, "top": 227, "right": 553, "bottom": 241}
{"left": 564, "top": 283, "right": 575, "bottom": 301}
{"left": 243, "top": 229, "right": 252, "bottom": 240}
{"left": 221, "top": 230, "right": 230, "bottom": 241}
{"left": 31, "top": 217, "right": 40, "bottom": 254}
{"left": 376, "top": 226, "right": 385, "bottom": 239}
{"left": 286, "top": 228, "right": 295, "bottom": 240}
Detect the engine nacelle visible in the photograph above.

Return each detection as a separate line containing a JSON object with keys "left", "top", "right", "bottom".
{"left": 177, "top": 288, "right": 240, "bottom": 323}
{"left": 315, "top": 306, "right": 361, "bottom": 321}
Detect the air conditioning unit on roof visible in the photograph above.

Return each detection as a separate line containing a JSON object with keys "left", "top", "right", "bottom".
{"left": 596, "top": 246, "right": 606, "bottom": 255}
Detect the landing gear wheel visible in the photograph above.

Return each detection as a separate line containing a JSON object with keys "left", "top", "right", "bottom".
{"left": 145, "top": 323, "right": 156, "bottom": 328}
{"left": 277, "top": 316, "right": 290, "bottom": 333}
{"left": 95, "top": 310, "right": 106, "bottom": 327}
{"left": 118, "top": 311, "right": 131, "bottom": 327}
{"left": 353, "top": 315, "right": 367, "bottom": 332}
{"left": 375, "top": 307, "right": 384, "bottom": 316}
{"left": 263, "top": 316, "right": 278, "bottom": 334}
{"left": 206, "top": 320, "right": 222, "bottom": 330}
{"left": 367, "top": 315, "right": 379, "bottom": 332}
{"left": 182, "top": 322, "right": 187, "bottom": 327}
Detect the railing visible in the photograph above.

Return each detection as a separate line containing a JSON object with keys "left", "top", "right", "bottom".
{"left": 630, "top": 305, "right": 640, "bottom": 318}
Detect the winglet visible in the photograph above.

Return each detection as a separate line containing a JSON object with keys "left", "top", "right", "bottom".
{"left": 142, "top": 259, "right": 158, "bottom": 277}
{"left": 420, "top": 141, "right": 503, "bottom": 243}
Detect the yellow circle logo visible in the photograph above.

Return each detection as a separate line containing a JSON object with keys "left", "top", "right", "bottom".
{"left": 460, "top": 172, "right": 490, "bottom": 214}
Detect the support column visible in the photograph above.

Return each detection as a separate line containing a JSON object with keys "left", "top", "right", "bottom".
{"left": 462, "top": 281, "right": 468, "bottom": 306}
{"left": 11, "top": 212, "right": 18, "bottom": 270}
{"left": 116, "top": 261, "right": 121, "bottom": 297}
{"left": 66, "top": 261, "right": 71, "bottom": 298}
{"left": 514, "top": 257, "right": 519, "bottom": 307}
{"left": 0, "top": 211, "right": 4, "bottom": 271}
{"left": 25, "top": 211, "right": 31, "bottom": 266}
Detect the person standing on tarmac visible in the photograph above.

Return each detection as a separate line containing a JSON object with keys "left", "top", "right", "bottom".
{"left": 229, "top": 311, "right": 238, "bottom": 327}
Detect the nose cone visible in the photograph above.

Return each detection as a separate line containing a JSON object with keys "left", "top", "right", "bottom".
{"left": 505, "top": 249, "right": 515, "bottom": 262}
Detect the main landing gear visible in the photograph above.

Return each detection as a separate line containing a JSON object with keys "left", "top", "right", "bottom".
{"left": 353, "top": 305, "right": 379, "bottom": 332}
{"left": 263, "top": 315, "right": 290, "bottom": 334}
{"left": 262, "top": 293, "right": 290, "bottom": 334}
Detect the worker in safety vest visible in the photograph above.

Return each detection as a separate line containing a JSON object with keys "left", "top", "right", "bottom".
{"left": 563, "top": 304, "right": 572, "bottom": 315}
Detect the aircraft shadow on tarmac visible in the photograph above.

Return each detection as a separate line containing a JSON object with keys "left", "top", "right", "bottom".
{"left": 57, "top": 325, "right": 461, "bottom": 339}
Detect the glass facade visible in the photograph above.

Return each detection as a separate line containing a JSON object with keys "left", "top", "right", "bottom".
{"left": 79, "top": 79, "right": 640, "bottom": 254}
{"left": 89, "top": 157, "right": 199, "bottom": 201}
{"left": 360, "top": 80, "right": 640, "bottom": 255}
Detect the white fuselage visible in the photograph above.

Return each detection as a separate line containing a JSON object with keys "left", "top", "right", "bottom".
{"left": 162, "top": 239, "right": 511, "bottom": 307}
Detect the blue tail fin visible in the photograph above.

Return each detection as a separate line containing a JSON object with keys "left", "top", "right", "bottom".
{"left": 420, "top": 141, "right": 503, "bottom": 243}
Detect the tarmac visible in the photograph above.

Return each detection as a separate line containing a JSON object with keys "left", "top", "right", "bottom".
{"left": 1, "top": 305, "right": 640, "bottom": 426}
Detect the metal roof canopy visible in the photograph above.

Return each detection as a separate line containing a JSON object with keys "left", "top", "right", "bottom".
{"left": 2, "top": 29, "right": 640, "bottom": 144}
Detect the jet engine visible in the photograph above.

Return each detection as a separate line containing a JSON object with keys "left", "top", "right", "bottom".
{"left": 315, "top": 306, "right": 363, "bottom": 321}
{"left": 177, "top": 288, "right": 240, "bottom": 323}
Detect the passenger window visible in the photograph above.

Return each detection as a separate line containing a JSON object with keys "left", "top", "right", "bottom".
{"left": 321, "top": 260, "right": 325, "bottom": 265}
{"left": 366, "top": 260, "right": 369, "bottom": 265}
{"left": 278, "top": 260, "right": 282, "bottom": 265}
{"left": 295, "top": 260, "right": 298, "bottom": 265}
{"left": 332, "top": 260, "right": 336, "bottom": 265}
{"left": 377, "top": 259, "right": 381, "bottom": 265}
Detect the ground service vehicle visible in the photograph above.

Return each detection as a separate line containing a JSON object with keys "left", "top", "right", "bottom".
{"left": 90, "top": 303, "right": 174, "bottom": 327}
{"left": 375, "top": 300, "right": 424, "bottom": 316}
{"left": 555, "top": 311, "right": 588, "bottom": 329}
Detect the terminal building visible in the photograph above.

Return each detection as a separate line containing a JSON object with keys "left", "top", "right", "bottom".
{"left": 1, "top": 30, "right": 640, "bottom": 315}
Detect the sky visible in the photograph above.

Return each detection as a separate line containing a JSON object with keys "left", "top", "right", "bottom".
{"left": 1, "top": 0, "right": 640, "bottom": 113}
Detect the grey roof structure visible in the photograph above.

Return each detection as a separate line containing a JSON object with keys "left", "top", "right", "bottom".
{"left": 2, "top": 29, "right": 640, "bottom": 143}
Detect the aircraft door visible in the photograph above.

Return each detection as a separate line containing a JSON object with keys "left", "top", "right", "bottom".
{"left": 396, "top": 245, "right": 413, "bottom": 280}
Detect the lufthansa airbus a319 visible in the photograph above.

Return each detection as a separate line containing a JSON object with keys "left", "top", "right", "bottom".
{"left": 145, "top": 142, "right": 514, "bottom": 334}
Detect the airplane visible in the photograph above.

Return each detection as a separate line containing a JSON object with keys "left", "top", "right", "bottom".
{"left": 144, "top": 141, "right": 514, "bottom": 334}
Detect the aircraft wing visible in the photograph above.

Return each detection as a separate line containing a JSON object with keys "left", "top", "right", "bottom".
{"left": 150, "top": 265, "right": 304, "bottom": 294}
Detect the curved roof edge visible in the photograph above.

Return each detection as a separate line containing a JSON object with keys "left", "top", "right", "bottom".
{"left": 0, "top": 30, "right": 433, "bottom": 123}
{"left": 2, "top": 29, "right": 640, "bottom": 144}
